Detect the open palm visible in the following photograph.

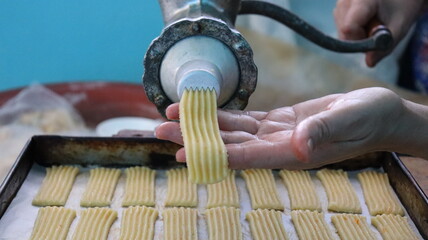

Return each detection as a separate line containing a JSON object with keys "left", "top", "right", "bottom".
{"left": 156, "top": 88, "right": 404, "bottom": 169}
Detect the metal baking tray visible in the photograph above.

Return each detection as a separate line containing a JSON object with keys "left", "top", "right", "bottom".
{"left": 0, "top": 135, "right": 427, "bottom": 239}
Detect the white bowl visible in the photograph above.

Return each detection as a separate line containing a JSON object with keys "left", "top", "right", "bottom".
{"left": 96, "top": 117, "right": 163, "bottom": 137}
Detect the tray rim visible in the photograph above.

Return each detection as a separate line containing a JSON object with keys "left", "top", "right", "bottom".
{"left": 0, "top": 135, "right": 427, "bottom": 239}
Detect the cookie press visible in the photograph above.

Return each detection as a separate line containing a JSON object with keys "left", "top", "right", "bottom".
{"left": 143, "top": 0, "right": 393, "bottom": 116}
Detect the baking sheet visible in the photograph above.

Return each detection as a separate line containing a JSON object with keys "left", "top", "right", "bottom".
{"left": 0, "top": 164, "right": 423, "bottom": 240}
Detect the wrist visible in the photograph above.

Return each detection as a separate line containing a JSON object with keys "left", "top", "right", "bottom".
{"left": 387, "top": 99, "right": 428, "bottom": 158}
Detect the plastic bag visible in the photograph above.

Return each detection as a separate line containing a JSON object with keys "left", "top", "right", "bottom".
{"left": 0, "top": 84, "right": 86, "bottom": 133}
{"left": 0, "top": 84, "right": 89, "bottom": 184}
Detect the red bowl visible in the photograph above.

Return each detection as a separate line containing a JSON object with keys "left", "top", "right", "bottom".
{"left": 0, "top": 82, "right": 163, "bottom": 128}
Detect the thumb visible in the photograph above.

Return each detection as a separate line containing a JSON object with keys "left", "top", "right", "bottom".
{"left": 291, "top": 113, "right": 333, "bottom": 163}
{"left": 291, "top": 103, "right": 359, "bottom": 163}
{"left": 365, "top": 50, "right": 389, "bottom": 67}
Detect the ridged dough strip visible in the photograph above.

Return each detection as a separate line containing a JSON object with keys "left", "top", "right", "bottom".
{"left": 180, "top": 88, "right": 228, "bottom": 184}
{"left": 29, "top": 207, "right": 76, "bottom": 240}
{"left": 316, "top": 169, "right": 361, "bottom": 213}
{"left": 241, "top": 169, "right": 283, "bottom": 210}
{"left": 246, "top": 209, "right": 288, "bottom": 240}
{"left": 32, "top": 165, "right": 79, "bottom": 206}
{"left": 80, "top": 167, "right": 121, "bottom": 207}
{"left": 119, "top": 206, "right": 158, "bottom": 240}
{"left": 206, "top": 170, "right": 239, "bottom": 208}
{"left": 291, "top": 210, "right": 334, "bottom": 240}
{"left": 165, "top": 168, "right": 198, "bottom": 207}
{"left": 163, "top": 207, "right": 198, "bottom": 240}
{"left": 358, "top": 171, "right": 404, "bottom": 215}
{"left": 205, "top": 207, "right": 242, "bottom": 240}
{"left": 71, "top": 207, "right": 117, "bottom": 240}
{"left": 371, "top": 214, "right": 419, "bottom": 240}
{"left": 279, "top": 170, "right": 321, "bottom": 211}
{"left": 331, "top": 214, "right": 376, "bottom": 240}
{"left": 122, "top": 166, "right": 156, "bottom": 207}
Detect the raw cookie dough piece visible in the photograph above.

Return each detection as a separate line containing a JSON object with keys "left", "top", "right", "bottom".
{"left": 32, "top": 165, "right": 79, "bottom": 206}
{"left": 119, "top": 206, "right": 158, "bottom": 240}
{"left": 122, "top": 166, "right": 156, "bottom": 207}
{"left": 80, "top": 168, "right": 121, "bottom": 207}
{"left": 71, "top": 208, "right": 117, "bottom": 240}
{"left": 206, "top": 170, "right": 239, "bottom": 208}
{"left": 372, "top": 214, "right": 419, "bottom": 240}
{"left": 29, "top": 207, "right": 76, "bottom": 240}
{"left": 291, "top": 210, "right": 334, "bottom": 240}
{"left": 180, "top": 89, "right": 228, "bottom": 184}
{"left": 205, "top": 207, "right": 242, "bottom": 240}
{"left": 316, "top": 169, "right": 361, "bottom": 213}
{"left": 331, "top": 214, "right": 376, "bottom": 240}
{"left": 279, "top": 170, "right": 321, "bottom": 211}
{"left": 165, "top": 168, "right": 198, "bottom": 207}
{"left": 246, "top": 209, "right": 288, "bottom": 240}
{"left": 358, "top": 171, "right": 404, "bottom": 216}
{"left": 163, "top": 207, "right": 198, "bottom": 240}
{"left": 241, "top": 169, "right": 283, "bottom": 210}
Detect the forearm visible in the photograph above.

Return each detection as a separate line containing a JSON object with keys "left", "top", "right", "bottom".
{"left": 388, "top": 99, "right": 428, "bottom": 159}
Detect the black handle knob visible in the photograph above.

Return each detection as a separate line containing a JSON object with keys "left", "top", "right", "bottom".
{"left": 239, "top": 1, "right": 393, "bottom": 53}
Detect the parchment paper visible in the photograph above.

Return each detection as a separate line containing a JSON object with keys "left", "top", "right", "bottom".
{"left": 0, "top": 165, "right": 423, "bottom": 240}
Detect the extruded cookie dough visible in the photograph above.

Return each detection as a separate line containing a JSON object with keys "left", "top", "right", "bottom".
{"left": 372, "top": 214, "right": 419, "bottom": 240}
{"left": 205, "top": 207, "right": 242, "bottom": 240}
{"left": 358, "top": 171, "right": 404, "bottom": 216}
{"left": 80, "top": 168, "right": 121, "bottom": 207}
{"left": 29, "top": 207, "right": 76, "bottom": 240}
{"left": 241, "top": 169, "right": 283, "bottom": 210}
{"left": 279, "top": 170, "right": 321, "bottom": 211}
{"left": 163, "top": 207, "right": 198, "bottom": 240}
{"left": 291, "top": 210, "right": 334, "bottom": 240}
{"left": 316, "top": 169, "right": 361, "bottom": 213}
{"left": 122, "top": 166, "right": 156, "bottom": 207}
{"left": 71, "top": 208, "right": 117, "bottom": 240}
{"left": 180, "top": 89, "right": 228, "bottom": 184}
{"left": 246, "top": 209, "right": 288, "bottom": 240}
{"left": 206, "top": 170, "right": 239, "bottom": 208}
{"left": 119, "top": 206, "right": 158, "bottom": 240}
{"left": 32, "top": 165, "right": 79, "bottom": 206}
{"left": 165, "top": 168, "right": 198, "bottom": 207}
{"left": 331, "top": 214, "right": 376, "bottom": 240}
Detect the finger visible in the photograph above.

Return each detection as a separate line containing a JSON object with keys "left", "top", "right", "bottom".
{"left": 174, "top": 138, "right": 337, "bottom": 170}
{"left": 217, "top": 110, "right": 262, "bottom": 134}
{"left": 226, "top": 139, "right": 298, "bottom": 169}
{"left": 167, "top": 103, "right": 265, "bottom": 134}
{"left": 155, "top": 121, "right": 184, "bottom": 145}
{"left": 165, "top": 103, "right": 180, "bottom": 120}
{"left": 174, "top": 136, "right": 325, "bottom": 170}
{"left": 365, "top": 16, "right": 405, "bottom": 67}
{"left": 335, "top": 0, "right": 375, "bottom": 40}
{"left": 333, "top": 0, "right": 351, "bottom": 28}
{"left": 365, "top": 50, "right": 389, "bottom": 67}
{"left": 221, "top": 109, "right": 267, "bottom": 121}
{"left": 291, "top": 116, "right": 318, "bottom": 163}
{"left": 175, "top": 148, "right": 186, "bottom": 162}
{"left": 220, "top": 130, "right": 258, "bottom": 144}
{"left": 341, "top": 2, "right": 375, "bottom": 40}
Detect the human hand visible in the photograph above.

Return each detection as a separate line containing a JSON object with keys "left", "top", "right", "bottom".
{"left": 156, "top": 87, "right": 408, "bottom": 169}
{"left": 334, "top": 0, "right": 424, "bottom": 67}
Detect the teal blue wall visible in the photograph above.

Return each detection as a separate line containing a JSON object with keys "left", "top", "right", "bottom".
{"left": 0, "top": 0, "right": 163, "bottom": 91}
{"left": 0, "top": 0, "right": 339, "bottom": 92}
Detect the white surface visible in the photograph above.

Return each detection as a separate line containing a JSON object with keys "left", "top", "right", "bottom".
{"left": 0, "top": 166, "right": 424, "bottom": 240}
{"left": 96, "top": 117, "right": 163, "bottom": 137}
